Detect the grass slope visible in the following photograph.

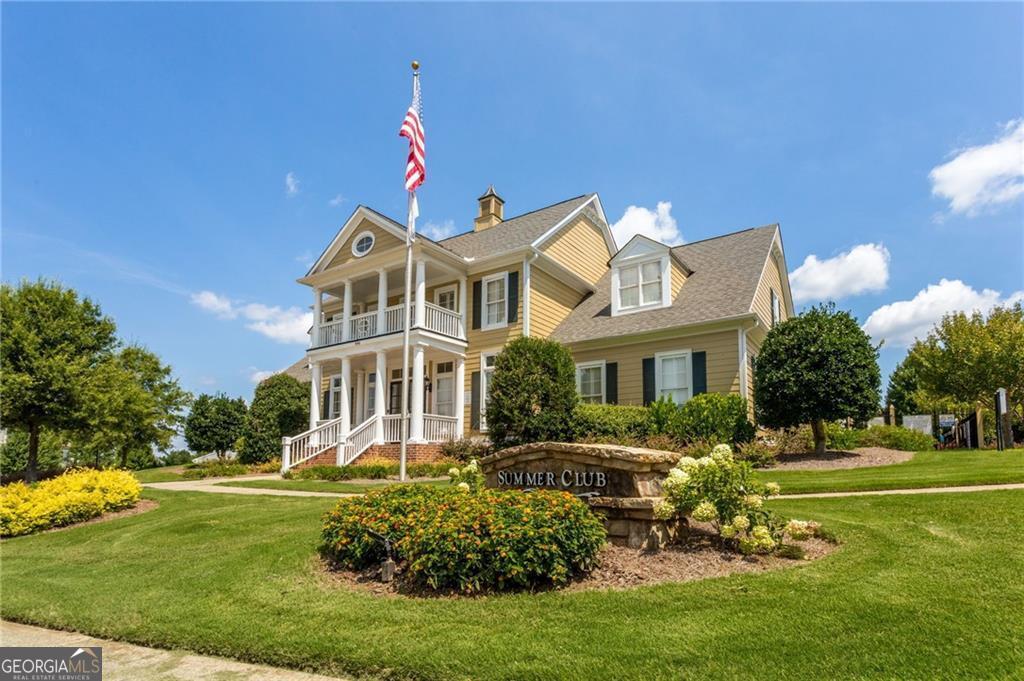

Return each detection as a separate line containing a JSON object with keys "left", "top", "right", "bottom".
{"left": 131, "top": 466, "right": 185, "bottom": 483}
{"left": 3, "top": 489, "right": 1022, "bottom": 679}
{"left": 759, "top": 450, "right": 1024, "bottom": 494}
{"left": 214, "top": 478, "right": 449, "bottom": 494}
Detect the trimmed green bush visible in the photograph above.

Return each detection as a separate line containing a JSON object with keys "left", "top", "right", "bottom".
{"left": 180, "top": 461, "right": 249, "bottom": 479}
{"left": 486, "top": 337, "right": 578, "bottom": 447}
{"left": 572, "top": 403, "right": 651, "bottom": 441}
{"left": 285, "top": 460, "right": 459, "bottom": 481}
{"left": 440, "top": 438, "right": 492, "bottom": 463}
{"left": 320, "top": 485, "right": 606, "bottom": 592}
{"left": 858, "top": 425, "right": 934, "bottom": 451}
{"left": 671, "top": 393, "right": 755, "bottom": 445}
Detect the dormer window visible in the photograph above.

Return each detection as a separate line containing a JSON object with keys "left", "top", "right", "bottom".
{"left": 610, "top": 234, "right": 675, "bottom": 317}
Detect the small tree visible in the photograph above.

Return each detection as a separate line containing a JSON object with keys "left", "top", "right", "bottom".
{"left": 0, "top": 280, "right": 117, "bottom": 481}
{"left": 754, "top": 304, "right": 881, "bottom": 455}
{"left": 486, "top": 337, "right": 578, "bottom": 447}
{"left": 239, "top": 374, "right": 309, "bottom": 464}
{"left": 184, "top": 393, "right": 247, "bottom": 458}
{"left": 885, "top": 358, "right": 920, "bottom": 423}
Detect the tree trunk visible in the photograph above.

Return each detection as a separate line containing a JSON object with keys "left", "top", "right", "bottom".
{"left": 26, "top": 422, "right": 40, "bottom": 483}
{"left": 119, "top": 446, "right": 129, "bottom": 470}
{"left": 811, "top": 418, "right": 827, "bottom": 456}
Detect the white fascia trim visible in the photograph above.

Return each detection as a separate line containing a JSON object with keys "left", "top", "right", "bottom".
{"left": 531, "top": 194, "right": 617, "bottom": 259}
{"left": 308, "top": 207, "right": 407, "bottom": 277}
{"left": 575, "top": 359, "right": 606, "bottom": 404}
{"left": 749, "top": 226, "right": 794, "bottom": 321}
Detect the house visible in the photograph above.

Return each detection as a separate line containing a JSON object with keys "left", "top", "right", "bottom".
{"left": 281, "top": 189, "right": 794, "bottom": 471}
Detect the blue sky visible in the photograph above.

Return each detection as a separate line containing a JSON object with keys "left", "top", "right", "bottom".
{"left": 4, "top": 2, "right": 1022, "bottom": 404}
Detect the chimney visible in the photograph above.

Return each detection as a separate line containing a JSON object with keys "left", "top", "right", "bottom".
{"left": 474, "top": 185, "right": 504, "bottom": 231}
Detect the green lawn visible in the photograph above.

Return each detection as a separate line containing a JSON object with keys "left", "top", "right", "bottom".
{"left": 214, "top": 478, "right": 450, "bottom": 494}
{"left": 131, "top": 466, "right": 186, "bottom": 483}
{"left": 759, "top": 449, "right": 1024, "bottom": 494}
{"left": 3, "top": 488, "right": 1022, "bottom": 679}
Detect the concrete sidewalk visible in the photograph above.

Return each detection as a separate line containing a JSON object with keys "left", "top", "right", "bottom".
{"left": 0, "top": 620, "right": 347, "bottom": 681}
{"left": 143, "top": 475, "right": 350, "bottom": 498}
{"left": 777, "top": 481, "right": 1024, "bottom": 499}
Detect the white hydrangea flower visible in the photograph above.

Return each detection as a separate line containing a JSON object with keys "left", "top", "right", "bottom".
{"left": 465, "top": 459, "right": 479, "bottom": 473}
{"left": 692, "top": 500, "right": 718, "bottom": 522}
{"left": 457, "top": 482, "right": 471, "bottom": 492}
{"left": 696, "top": 456, "right": 713, "bottom": 468}
{"left": 765, "top": 482, "right": 781, "bottom": 496}
{"left": 744, "top": 494, "right": 764, "bottom": 509}
{"left": 668, "top": 467, "right": 686, "bottom": 479}
{"left": 720, "top": 524, "right": 737, "bottom": 539}
{"left": 785, "top": 519, "right": 820, "bottom": 540}
{"left": 711, "top": 444, "right": 733, "bottom": 463}
{"left": 653, "top": 500, "right": 677, "bottom": 520}
{"left": 676, "top": 456, "right": 698, "bottom": 471}
{"left": 732, "top": 514, "right": 751, "bottom": 532}
{"left": 448, "top": 467, "right": 461, "bottom": 478}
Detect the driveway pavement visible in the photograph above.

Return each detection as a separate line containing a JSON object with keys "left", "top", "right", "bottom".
{"left": 1, "top": 620, "right": 347, "bottom": 681}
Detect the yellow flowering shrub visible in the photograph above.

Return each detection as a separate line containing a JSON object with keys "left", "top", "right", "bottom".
{"left": 0, "top": 469, "right": 142, "bottom": 538}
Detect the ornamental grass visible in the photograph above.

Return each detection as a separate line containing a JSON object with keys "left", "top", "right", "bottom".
{"left": 0, "top": 468, "right": 142, "bottom": 538}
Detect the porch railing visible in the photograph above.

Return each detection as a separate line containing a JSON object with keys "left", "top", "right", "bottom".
{"left": 281, "top": 416, "right": 344, "bottom": 471}
{"left": 424, "top": 302, "right": 463, "bottom": 338}
{"left": 424, "top": 413, "right": 459, "bottom": 441}
{"left": 382, "top": 414, "right": 407, "bottom": 443}
{"left": 341, "top": 416, "right": 377, "bottom": 465}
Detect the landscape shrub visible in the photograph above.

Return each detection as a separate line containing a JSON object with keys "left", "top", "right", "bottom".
{"left": 240, "top": 374, "right": 308, "bottom": 464}
{"left": 734, "top": 440, "right": 778, "bottom": 468}
{"left": 486, "top": 337, "right": 578, "bottom": 447}
{"left": 656, "top": 444, "right": 783, "bottom": 555}
{"left": 447, "top": 459, "right": 484, "bottom": 491}
{"left": 571, "top": 403, "right": 651, "bottom": 442}
{"left": 0, "top": 468, "right": 141, "bottom": 537}
{"left": 321, "top": 485, "right": 606, "bottom": 592}
{"left": 671, "top": 393, "right": 755, "bottom": 445}
{"left": 180, "top": 461, "right": 249, "bottom": 479}
{"left": 857, "top": 425, "right": 934, "bottom": 451}
{"left": 441, "top": 438, "right": 492, "bottom": 463}
{"left": 285, "top": 460, "right": 459, "bottom": 481}
{"left": 825, "top": 423, "right": 862, "bottom": 451}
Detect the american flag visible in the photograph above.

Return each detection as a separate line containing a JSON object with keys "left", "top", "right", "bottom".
{"left": 399, "top": 75, "right": 425, "bottom": 192}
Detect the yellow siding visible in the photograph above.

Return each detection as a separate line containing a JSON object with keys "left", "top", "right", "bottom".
{"left": 326, "top": 220, "right": 404, "bottom": 270}
{"left": 751, "top": 243, "right": 788, "bottom": 329}
{"left": 463, "top": 265, "right": 524, "bottom": 436}
{"left": 670, "top": 260, "right": 687, "bottom": 300}
{"left": 540, "top": 215, "right": 611, "bottom": 285}
{"left": 530, "top": 268, "right": 583, "bottom": 338}
{"left": 570, "top": 330, "right": 740, "bottom": 405}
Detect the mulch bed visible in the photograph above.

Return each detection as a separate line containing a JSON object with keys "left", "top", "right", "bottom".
{"left": 317, "top": 533, "right": 836, "bottom": 598}
{"left": 766, "top": 447, "right": 913, "bottom": 471}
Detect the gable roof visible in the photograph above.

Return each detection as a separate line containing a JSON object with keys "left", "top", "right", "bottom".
{"left": 549, "top": 224, "right": 780, "bottom": 344}
{"left": 437, "top": 194, "right": 598, "bottom": 259}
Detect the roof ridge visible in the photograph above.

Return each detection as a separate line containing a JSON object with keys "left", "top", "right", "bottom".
{"left": 437, "top": 193, "right": 593, "bottom": 243}
{"left": 672, "top": 223, "right": 778, "bottom": 249}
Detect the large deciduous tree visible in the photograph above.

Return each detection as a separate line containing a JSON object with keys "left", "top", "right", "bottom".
{"left": 486, "top": 337, "right": 578, "bottom": 447}
{"left": 754, "top": 303, "right": 881, "bottom": 455}
{"left": 239, "top": 374, "right": 308, "bottom": 464}
{"left": 184, "top": 393, "right": 247, "bottom": 458}
{"left": 0, "top": 280, "right": 117, "bottom": 481}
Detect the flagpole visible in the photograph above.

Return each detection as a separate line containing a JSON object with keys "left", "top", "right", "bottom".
{"left": 398, "top": 63, "right": 420, "bottom": 483}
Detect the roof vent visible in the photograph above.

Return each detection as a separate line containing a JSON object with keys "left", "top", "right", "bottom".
{"left": 474, "top": 185, "right": 504, "bottom": 231}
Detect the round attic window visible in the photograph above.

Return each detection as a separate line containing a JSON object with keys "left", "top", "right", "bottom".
{"left": 352, "top": 231, "right": 375, "bottom": 257}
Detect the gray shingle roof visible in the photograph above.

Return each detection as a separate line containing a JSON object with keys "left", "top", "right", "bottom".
{"left": 436, "top": 194, "right": 594, "bottom": 259}
{"left": 550, "top": 224, "right": 779, "bottom": 344}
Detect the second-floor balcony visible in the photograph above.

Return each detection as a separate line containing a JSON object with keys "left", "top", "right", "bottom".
{"left": 313, "top": 300, "right": 464, "bottom": 348}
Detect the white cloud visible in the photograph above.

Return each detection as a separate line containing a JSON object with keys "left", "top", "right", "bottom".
{"left": 421, "top": 219, "right": 458, "bottom": 241}
{"left": 862, "top": 278, "right": 1024, "bottom": 347}
{"left": 929, "top": 119, "right": 1024, "bottom": 216}
{"left": 285, "top": 171, "right": 300, "bottom": 197}
{"left": 190, "top": 290, "right": 312, "bottom": 345}
{"left": 294, "top": 251, "right": 314, "bottom": 268}
{"left": 789, "top": 243, "right": 890, "bottom": 303}
{"left": 328, "top": 194, "right": 346, "bottom": 207}
{"left": 198, "top": 376, "right": 217, "bottom": 387}
{"left": 248, "top": 367, "right": 282, "bottom": 384}
{"left": 610, "top": 201, "right": 682, "bottom": 248}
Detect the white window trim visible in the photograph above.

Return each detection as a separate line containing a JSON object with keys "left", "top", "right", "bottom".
{"left": 654, "top": 349, "right": 693, "bottom": 406}
{"left": 327, "top": 374, "right": 344, "bottom": 419}
{"left": 481, "top": 272, "right": 509, "bottom": 331}
{"left": 611, "top": 254, "right": 671, "bottom": 316}
{"left": 351, "top": 230, "right": 375, "bottom": 258}
{"left": 479, "top": 350, "right": 500, "bottom": 431}
{"left": 433, "top": 361, "right": 455, "bottom": 417}
{"left": 434, "top": 284, "right": 458, "bottom": 310}
{"left": 575, "top": 360, "right": 606, "bottom": 404}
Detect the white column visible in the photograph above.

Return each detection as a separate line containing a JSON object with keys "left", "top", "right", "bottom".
{"left": 374, "top": 350, "right": 386, "bottom": 442}
{"left": 309, "top": 361, "right": 321, "bottom": 430}
{"left": 455, "top": 356, "right": 465, "bottom": 438}
{"left": 415, "top": 260, "right": 426, "bottom": 329}
{"left": 340, "top": 358, "right": 351, "bottom": 437}
{"left": 376, "top": 269, "right": 388, "bottom": 334}
{"left": 341, "top": 280, "right": 352, "bottom": 341}
{"left": 355, "top": 371, "right": 365, "bottom": 424}
{"left": 458, "top": 276, "right": 467, "bottom": 338}
{"left": 312, "top": 288, "right": 322, "bottom": 346}
{"left": 410, "top": 344, "right": 425, "bottom": 442}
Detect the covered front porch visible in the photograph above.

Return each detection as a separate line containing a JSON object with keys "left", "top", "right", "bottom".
{"left": 282, "top": 340, "right": 466, "bottom": 471}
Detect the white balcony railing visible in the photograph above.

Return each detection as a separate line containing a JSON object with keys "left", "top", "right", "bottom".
{"left": 312, "top": 301, "right": 463, "bottom": 348}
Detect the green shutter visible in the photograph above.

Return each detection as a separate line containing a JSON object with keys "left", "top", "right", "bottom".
{"left": 472, "top": 281, "right": 482, "bottom": 330}
{"left": 470, "top": 371, "right": 481, "bottom": 430}
{"left": 605, "top": 362, "right": 618, "bottom": 404}
{"left": 642, "top": 358, "right": 655, "bottom": 406}
{"left": 508, "top": 271, "right": 519, "bottom": 323}
{"left": 692, "top": 351, "right": 707, "bottom": 395}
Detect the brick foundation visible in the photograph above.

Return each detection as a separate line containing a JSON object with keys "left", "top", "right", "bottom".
{"left": 293, "top": 442, "right": 446, "bottom": 470}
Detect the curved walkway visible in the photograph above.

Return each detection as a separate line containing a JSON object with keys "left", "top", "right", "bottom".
{"left": 143, "top": 475, "right": 350, "bottom": 498}
{"left": 776, "top": 482, "right": 1024, "bottom": 499}
{"left": 0, "top": 620, "right": 347, "bottom": 681}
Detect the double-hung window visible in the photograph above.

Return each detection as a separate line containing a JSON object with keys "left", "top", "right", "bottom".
{"left": 480, "top": 352, "right": 498, "bottom": 430}
{"left": 434, "top": 361, "right": 454, "bottom": 416}
{"left": 618, "top": 260, "right": 662, "bottom": 310}
{"left": 329, "top": 376, "right": 344, "bottom": 419}
{"left": 655, "top": 350, "right": 692, "bottom": 406}
{"left": 576, "top": 362, "right": 605, "bottom": 404}
{"left": 482, "top": 273, "right": 507, "bottom": 329}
